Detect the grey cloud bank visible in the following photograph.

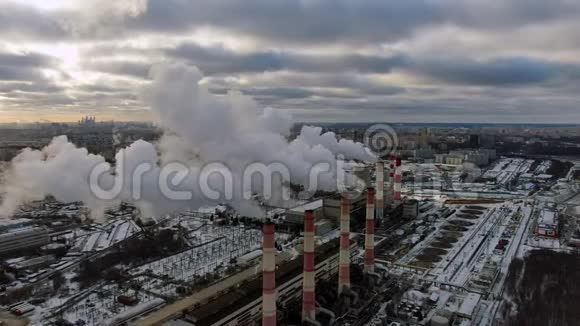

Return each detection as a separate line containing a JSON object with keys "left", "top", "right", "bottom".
{"left": 0, "top": 0, "right": 580, "bottom": 122}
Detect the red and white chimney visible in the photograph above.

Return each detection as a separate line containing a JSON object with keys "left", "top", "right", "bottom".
{"left": 302, "top": 210, "right": 316, "bottom": 321}
{"left": 338, "top": 197, "right": 350, "bottom": 295}
{"left": 394, "top": 157, "right": 402, "bottom": 204}
{"left": 262, "top": 223, "right": 276, "bottom": 326}
{"left": 387, "top": 162, "right": 395, "bottom": 206}
{"left": 375, "top": 161, "right": 384, "bottom": 218}
{"left": 364, "top": 187, "right": 375, "bottom": 273}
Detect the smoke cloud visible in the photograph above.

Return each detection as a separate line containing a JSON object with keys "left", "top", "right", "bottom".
{"left": 0, "top": 62, "right": 374, "bottom": 219}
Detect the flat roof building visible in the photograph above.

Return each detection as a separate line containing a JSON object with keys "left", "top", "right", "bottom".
{"left": 535, "top": 209, "right": 559, "bottom": 238}
{"left": 0, "top": 227, "right": 50, "bottom": 256}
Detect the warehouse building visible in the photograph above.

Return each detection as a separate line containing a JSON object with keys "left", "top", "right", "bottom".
{"left": 535, "top": 209, "right": 559, "bottom": 238}
{"left": 0, "top": 227, "right": 50, "bottom": 256}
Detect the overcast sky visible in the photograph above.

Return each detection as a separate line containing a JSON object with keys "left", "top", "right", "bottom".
{"left": 1, "top": 0, "right": 580, "bottom": 123}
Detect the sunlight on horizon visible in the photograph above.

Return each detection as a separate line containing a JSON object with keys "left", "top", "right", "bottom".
{"left": 13, "top": 0, "right": 75, "bottom": 11}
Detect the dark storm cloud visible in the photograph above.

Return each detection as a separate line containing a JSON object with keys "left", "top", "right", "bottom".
{"left": 166, "top": 44, "right": 288, "bottom": 74}
{"left": 0, "top": 3, "right": 67, "bottom": 40}
{"left": 205, "top": 72, "right": 407, "bottom": 99}
{"left": 0, "top": 50, "right": 69, "bottom": 110}
{"left": 83, "top": 61, "right": 151, "bottom": 79}
{"left": 167, "top": 42, "right": 405, "bottom": 75}
{"left": 449, "top": 0, "right": 580, "bottom": 30}
{"left": 282, "top": 90, "right": 580, "bottom": 122}
{"left": 0, "top": 52, "right": 56, "bottom": 68}
{"left": 79, "top": 43, "right": 161, "bottom": 59}
{"left": 168, "top": 42, "right": 570, "bottom": 87}
{"left": 242, "top": 88, "right": 315, "bottom": 99}
{"left": 242, "top": 87, "right": 382, "bottom": 100}
{"left": 0, "top": 66, "right": 47, "bottom": 82}
{"left": 3, "top": 0, "right": 580, "bottom": 46}
{"left": 127, "top": 0, "right": 580, "bottom": 45}
{"left": 1, "top": 0, "right": 580, "bottom": 122}
{"left": 306, "top": 76, "right": 406, "bottom": 95}
{"left": 1, "top": 91, "right": 75, "bottom": 106}
{"left": 269, "top": 74, "right": 406, "bottom": 95}
{"left": 127, "top": 0, "right": 443, "bottom": 44}
{"left": 0, "top": 81, "right": 63, "bottom": 93}
{"left": 0, "top": 51, "right": 58, "bottom": 82}
{"left": 211, "top": 86, "right": 362, "bottom": 101}
{"left": 78, "top": 84, "right": 130, "bottom": 93}
{"left": 409, "top": 57, "right": 560, "bottom": 85}
{"left": 72, "top": 91, "right": 138, "bottom": 105}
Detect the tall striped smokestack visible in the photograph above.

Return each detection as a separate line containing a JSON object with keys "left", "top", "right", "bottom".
{"left": 302, "top": 210, "right": 316, "bottom": 321}
{"left": 394, "top": 158, "right": 402, "bottom": 204}
{"left": 375, "top": 161, "right": 384, "bottom": 219}
{"left": 338, "top": 197, "right": 350, "bottom": 295}
{"left": 364, "top": 187, "right": 375, "bottom": 273}
{"left": 387, "top": 162, "right": 395, "bottom": 206}
{"left": 262, "top": 223, "right": 276, "bottom": 326}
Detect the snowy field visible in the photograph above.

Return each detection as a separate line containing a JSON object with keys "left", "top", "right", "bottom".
{"left": 39, "top": 222, "right": 289, "bottom": 326}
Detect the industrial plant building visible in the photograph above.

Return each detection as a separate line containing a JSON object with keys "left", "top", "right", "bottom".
{"left": 0, "top": 226, "right": 49, "bottom": 256}
{"left": 535, "top": 208, "right": 559, "bottom": 238}
{"left": 183, "top": 237, "right": 359, "bottom": 326}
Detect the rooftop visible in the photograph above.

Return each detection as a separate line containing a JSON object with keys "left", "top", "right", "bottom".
{"left": 288, "top": 199, "right": 324, "bottom": 213}
{"left": 539, "top": 209, "right": 558, "bottom": 226}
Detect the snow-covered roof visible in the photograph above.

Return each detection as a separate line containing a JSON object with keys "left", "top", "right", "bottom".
{"left": 536, "top": 174, "right": 553, "bottom": 179}
{"left": 457, "top": 293, "right": 481, "bottom": 318}
{"left": 0, "top": 217, "right": 33, "bottom": 227}
{"left": 289, "top": 199, "right": 324, "bottom": 212}
{"left": 539, "top": 209, "right": 557, "bottom": 226}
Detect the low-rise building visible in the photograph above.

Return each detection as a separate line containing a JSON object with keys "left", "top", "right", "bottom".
{"left": 9, "top": 255, "right": 56, "bottom": 272}
{"left": 322, "top": 195, "right": 366, "bottom": 221}
{"left": 535, "top": 209, "right": 559, "bottom": 238}
{"left": 445, "top": 155, "right": 464, "bottom": 166}
{"left": 284, "top": 199, "right": 324, "bottom": 224}
{"left": 0, "top": 227, "right": 50, "bottom": 256}
{"left": 402, "top": 200, "right": 419, "bottom": 219}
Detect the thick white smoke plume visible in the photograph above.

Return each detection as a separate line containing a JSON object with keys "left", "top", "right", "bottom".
{"left": 0, "top": 63, "right": 375, "bottom": 219}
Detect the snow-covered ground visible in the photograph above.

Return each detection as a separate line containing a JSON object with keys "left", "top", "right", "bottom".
{"left": 38, "top": 221, "right": 290, "bottom": 326}
{"left": 483, "top": 158, "right": 535, "bottom": 186}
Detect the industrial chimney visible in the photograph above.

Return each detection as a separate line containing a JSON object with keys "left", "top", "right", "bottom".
{"left": 394, "top": 157, "right": 402, "bottom": 204}
{"left": 364, "top": 187, "right": 375, "bottom": 273}
{"left": 338, "top": 197, "right": 350, "bottom": 295}
{"left": 387, "top": 162, "right": 395, "bottom": 206}
{"left": 262, "top": 223, "right": 276, "bottom": 326}
{"left": 375, "top": 161, "right": 384, "bottom": 219}
{"left": 302, "top": 210, "right": 316, "bottom": 321}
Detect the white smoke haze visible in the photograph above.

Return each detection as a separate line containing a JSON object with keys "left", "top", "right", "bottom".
{"left": 0, "top": 62, "right": 375, "bottom": 220}
{"left": 0, "top": 137, "right": 115, "bottom": 219}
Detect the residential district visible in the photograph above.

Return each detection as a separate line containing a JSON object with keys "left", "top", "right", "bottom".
{"left": 1, "top": 122, "right": 579, "bottom": 326}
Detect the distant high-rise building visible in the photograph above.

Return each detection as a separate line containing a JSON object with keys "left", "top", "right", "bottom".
{"left": 419, "top": 128, "right": 431, "bottom": 149}
{"left": 79, "top": 116, "right": 96, "bottom": 126}
{"left": 480, "top": 134, "right": 496, "bottom": 149}
{"left": 469, "top": 134, "right": 480, "bottom": 148}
